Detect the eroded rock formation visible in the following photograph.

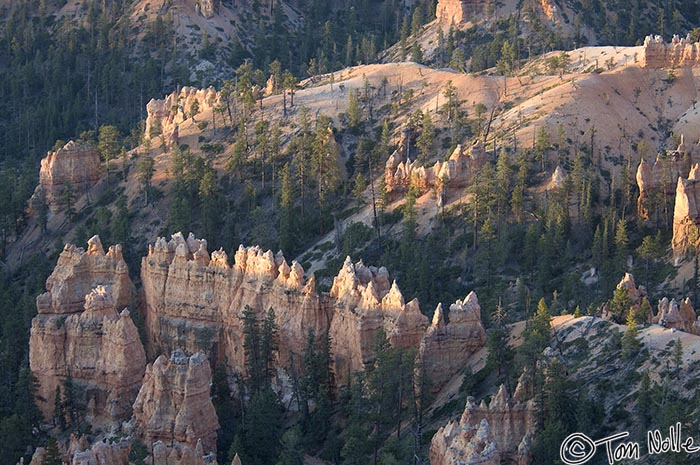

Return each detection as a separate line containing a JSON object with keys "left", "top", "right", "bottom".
{"left": 70, "top": 437, "right": 131, "bottom": 465}
{"left": 132, "top": 350, "right": 219, "bottom": 453}
{"left": 141, "top": 233, "right": 486, "bottom": 389}
{"left": 672, "top": 163, "right": 700, "bottom": 258}
{"left": 637, "top": 145, "right": 691, "bottom": 220}
{"left": 141, "top": 232, "right": 328, "bottom": 377}
{"left": 194, "top": 0, "right": 219, "bottom": 18}
{"left": 436, "top": 0, "right": 482, "bottom": 24}
{"left": 145, "top": 87, "right": 219, "bottom": 144}
{"left": 150, "top": 440, "right": 219, "bottom": 465}
{"left": 29, "top": 141, "right": 102, "bottom": 214}
{"left": 329, "top": 257, "right": 430, "bottom": 378}
{"left": 384, "top": 141, "right": 486, "bottom": 197}
{"left": 430, "top": 372, "right": 536, "bottom": 465}
{"left": 29, "top": 236, "right": 144, "bottom": 422}
{"left": 419, "top": 292, "right": 487, "bottom": 392}
{"left": 643, "top": 35, "right": 700, "bottom": 68}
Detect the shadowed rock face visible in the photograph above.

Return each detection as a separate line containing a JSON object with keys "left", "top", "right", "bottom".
{"left": 419, "top": 292, "right": 487, "bottom": 393}
{"left": 132, "top": 350, "right": 220, "bottom": 454}
{"left": 30, "top": 141, "right": 102, "bottom": 214}
{"left": 430, "top": 372, "right": 536, "bottom": 465}
{"left": 29, "top": 236, "right": 145, "bottom": 423}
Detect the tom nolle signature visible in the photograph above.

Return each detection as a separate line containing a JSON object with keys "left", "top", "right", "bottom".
{"left": 560, "top": 423, "right": 700, "bottom": 465}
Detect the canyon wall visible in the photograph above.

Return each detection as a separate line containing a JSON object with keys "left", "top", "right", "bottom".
{"left": 419, "top": 292, "right": 487, "bottom": 393}
{"left": 29, "top": 236, "right": 145, "bottom": 423}
{"left": 643, "top": 35, "right": 700, "bottom": 68}
{"left": 141, "top": 233, "right": 474, "bottom": 386}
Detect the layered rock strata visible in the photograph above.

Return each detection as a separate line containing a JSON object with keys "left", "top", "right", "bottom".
{"left": 29, "top": 236, "right": 144, "bottom": 422}
{"left": 430, "top": 373, "right": 536, "bottom": 465}
{"left": 643, "top": 35, "right": 700, "bottom": 68}
{"left": 328, "top": 257, "right": 430, "bottom": 377}
{"left": 29, "top": 141, "right": 102, "bottom": 214}
{"left": 141, "top": 232, "right": 328, "bottom": 376}
{"left": 132, "top": 350, "right": 219, "bottom": 453}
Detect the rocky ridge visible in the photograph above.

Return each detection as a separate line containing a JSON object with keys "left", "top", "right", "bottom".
{"left": 145, "top": 87, "right": 220, "bottom": 147}
{"left": 384, "top": 141, "right": 486, "bottom": 198}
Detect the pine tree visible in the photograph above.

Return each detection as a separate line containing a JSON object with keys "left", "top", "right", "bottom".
{"left": 42, "top": 438, "right": 62, "bottom": 465}
{"left": 279, "top": 163, "right": 296, "bottom": 253}
{"left": 416, "top": 111, "right": 435, "bottom": 164}
{"left": 98, "top": 125, "right": 121, "bottom": 174}
{"left": 621, "top": 313, "right": 641, "bottom": 360}
{"left": 347, "top": 88, "right": 362, "bottom": 131}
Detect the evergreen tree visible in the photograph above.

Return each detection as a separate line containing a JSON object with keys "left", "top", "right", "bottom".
{"left": 42, "top": 438, "right": 62, "bottom": 465}
{"left": 621, "top": 312, "right": 641, "bottom": 360}
{"left": 98, "top": 125, "right": 122, "bottom": 173}
{"left": 416, "top": 111, "right": 435, "bottom": 164}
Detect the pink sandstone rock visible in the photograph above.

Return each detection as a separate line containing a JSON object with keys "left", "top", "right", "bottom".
{"left": 642, "top": 35, "right": 700, "bottom": 68}
{"left": 430, "top": 372, "right": 536, "bottom": 465}
{"left": 29, "top": 236, "right": 144, "bottom": 423}
{"left": 30, "top": 141, "right": 102, "bottom": 214}
{"left": 145, "top": 87, "right": 220, "bottom": 144}
{"left": 133, "top": 350, "right": 220, "bottom": 454}
{"left": 385, "top": 141, "right": 485, "bottom": 197}
{"left": 436, "top": 0, "right": 482, "bottom": 25}
{"left": 672, "top": 165, "right": 700, "bottom": 258}
{"left": 419, "top": 292, "right": 487, "bottom": 392}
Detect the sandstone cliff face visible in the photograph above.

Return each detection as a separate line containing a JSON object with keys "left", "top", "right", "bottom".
{"left": 132, "top": 350, "right": 219, "bottom": 454}
{"left": 643, "top": 35, "right": 700, "bottom": 68}
{"left": 430, "top": 373, "right": 535, "bottom": 465}
{"left": 141, "top": 232, "right": 328, "bottom": 377}
{"left": 329, "top": 257, "right": 429, "bottom": 379}
{"left": 30, "top": 141, "right": 102, "bottom": 214}
{"left": 145, "top": 87, "right": 219, "bottom": 144}
{"left": 29, "top": 236, "right": 144, "bottom": 422}
{"left": 436, "top": 0, "right": 482, "bottom": 24}
{"left": 672, "top": 164, "right": 700, "bottom": 258}
{"left": 419, "top": 292, "right": 487, "bottom": 392}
